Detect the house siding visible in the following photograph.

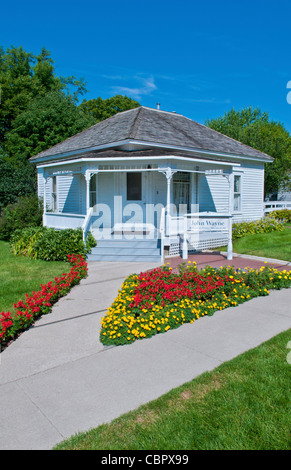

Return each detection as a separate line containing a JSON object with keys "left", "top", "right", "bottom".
{"left": 37, "top": 168, "right": 84, "bottom": 213}
{"left": 37, "top": 170, "right": 45, "bottom": 200}
{"left": 198, "top": 161, "right": 264, "bottom": 221}
{"left": 57, "top": 174, "right": 82, "bottom": 214}
{"left": 234, "top": 161, "right": 264, "bottom": 222}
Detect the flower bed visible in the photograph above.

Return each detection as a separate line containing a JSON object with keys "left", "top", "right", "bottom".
{"left": 100, "top": 262, "right": 291, "bottom": 346}
{"left": 0, "top": 254, "right": 88, "bottom": 349}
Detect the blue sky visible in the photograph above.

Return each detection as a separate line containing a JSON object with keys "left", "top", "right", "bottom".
{"left": 1, "top": 0, "right": 291, "bottom": 132}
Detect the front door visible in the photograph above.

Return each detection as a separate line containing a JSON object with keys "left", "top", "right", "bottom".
{"left": 122, "top": 172, "right": 145, "bottom": 230}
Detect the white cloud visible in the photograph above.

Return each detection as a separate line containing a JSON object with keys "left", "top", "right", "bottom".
{"left": 111, "top": 76, "right": 157, "bottom": 100}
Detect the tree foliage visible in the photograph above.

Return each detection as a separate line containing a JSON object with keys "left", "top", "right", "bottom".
{"left": 0, "top": 46, "right": 141, "bottom": 209}
{"left": 206, "top": 107, "right": 291, "bottom": 195}
{"left": 0, "top": 158, "right": 36, "bottom": 209}
{"left": 79, "top": 95, "right": 140, "bottom": 122}
{"left": 0, "top": 194, "right": 43, "bottom": 240}
{"left": 5, "top": 91, "right": 95, "bottom": 165}
{"left": 0, "top": 46, "right": 87, "bottom": 144}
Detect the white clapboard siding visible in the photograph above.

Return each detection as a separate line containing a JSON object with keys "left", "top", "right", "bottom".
{"left": 198, "top": 161, "right": 264, "bottom": 222}
{"left": 45, "top": 177, "right": 53, "bottom": 210}
{"left": 57, "top": 174, "right": 82, "bottom": 214}
{"left": 198, "top": 173, "right": 229, "bottom": 214}
{"left": 233, "top": 161, "right": 264, "bottom": 222}
{"left": 37, "top": 171, "right": 44, "bottom": 199}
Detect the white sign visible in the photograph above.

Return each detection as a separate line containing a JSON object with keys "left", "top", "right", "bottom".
{"left": 187, "top": 217, "right": 229, "bottom": 232}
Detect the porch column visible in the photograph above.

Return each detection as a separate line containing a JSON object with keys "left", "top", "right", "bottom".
{"left": 85, "top": 171, "right": 91, "bottom": 213}
{"left": 84, "top": 169, "right": 93, "bottom": 213}
{"left": 84, "top": 169, "right": 99, "bottom": 213}
{"left": 159, "top": 167, "right": 177, "bottom": 236}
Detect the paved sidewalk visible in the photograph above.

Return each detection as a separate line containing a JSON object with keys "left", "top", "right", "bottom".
{"left": 0, "top": 257, "right": 290, "bottom": 450}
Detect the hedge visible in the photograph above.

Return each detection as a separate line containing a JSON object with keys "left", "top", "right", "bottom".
{"left": 10, "top": 226, "right": 96, "bottom": 261}
{"left": 268, "top": 209, "right": 291, "bottom": 224}
{"left": 232, "top": 217, "right": 284, "bottom": 239}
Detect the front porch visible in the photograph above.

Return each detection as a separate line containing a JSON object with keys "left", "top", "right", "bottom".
{"left": 41, "top": 159, "right": 236, "bottom": 262}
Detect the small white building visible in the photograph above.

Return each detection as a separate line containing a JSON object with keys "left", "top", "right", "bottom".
{"left": 30, "top": 106, "right": 273, "bottom": 262}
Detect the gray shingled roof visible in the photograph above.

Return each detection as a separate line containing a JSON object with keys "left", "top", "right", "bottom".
{"left": 30, "top": 106, "right": 273, "bottom": 162}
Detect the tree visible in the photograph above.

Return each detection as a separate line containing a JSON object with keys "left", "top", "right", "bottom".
{"left": 79, "top": 95, "right": 140, "bottom": 122}
{"left": 5, "top": 91, "right": 95, "bottom": 165}
{"left": 206, "top": 107, "right": 291, "bottom": 196}
{"left": 0, "top": 46, "right": 140, "bottom": 210}
{"left": 0, "top": 46, "right": 92, "bottom": 208}
{"left": 0, "top": 46, "right": 87, "bottom": 146}
{"left": 0, "top": 158, "right": 36, "bottom": 209}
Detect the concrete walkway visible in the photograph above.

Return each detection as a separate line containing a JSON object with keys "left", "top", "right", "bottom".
{"left": 0, "top": 257, "right": 291, "bottom": 450}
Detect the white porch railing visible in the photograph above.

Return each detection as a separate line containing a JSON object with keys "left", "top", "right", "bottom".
{"left": 82, "top": 207, "right": 93, "bottom": 241}
{"left": 44, "top": 210, "right": 93, "bottom": 242}
{"left": 264, "top": 201, "right": 291, "bottom": 214}
{"left": 44, "top": 212, "right": 86, "bottom": 230}
{"left": 167, "top": 212, "right": 233, "bottom": 260}
{"left": 43, "top": 209, "right": 95, "bottom": 242}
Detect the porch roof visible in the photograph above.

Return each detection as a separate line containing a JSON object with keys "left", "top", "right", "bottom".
{"left": 37, "top": 148, "right": 240, "bottom": 168}
{"left": 30, "top": 106, "right": 273, "bottom": 164}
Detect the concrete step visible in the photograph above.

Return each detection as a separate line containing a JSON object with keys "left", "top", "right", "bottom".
{"left": 87, "top": 237, "right": 161, "bottom": 262}
{"left": 90, "top": 247, "right": 160, "bottom": 256}
{"left": 95, "top": 239, "right": 160, "bottom": 249}
{"left": 87, "top": 253, "right": 161, "bottom": 262}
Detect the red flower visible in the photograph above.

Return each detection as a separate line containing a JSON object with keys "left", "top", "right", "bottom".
{"left": 0, "top": 255, "right": 88, "bottom": 346}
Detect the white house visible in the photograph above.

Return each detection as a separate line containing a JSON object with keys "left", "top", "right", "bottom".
{"left": 30, "top": 106, "right": 273, "bottom": 262}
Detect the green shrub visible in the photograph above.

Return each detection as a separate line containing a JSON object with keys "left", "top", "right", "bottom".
{"left": 10, "top": 226, "right": 96, "bottom": 261}
{"left": 268, "top": 209, "right": 291, "bottom": 223}
{"left": 0, "top": 195, "right": 43, "bottom": 241}
{"left": 232, "top": 217, "right": 285, "bottom": 240}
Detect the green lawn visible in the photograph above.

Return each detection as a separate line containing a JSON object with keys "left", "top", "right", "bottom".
{"left": 0, "top": 241, "right": 69, "bottom": 314}
{"left": 55, "top": 329, "right": 291, "bottom": 450}
{"left": 222, "top": 226, "right": 291, "bottom": 262}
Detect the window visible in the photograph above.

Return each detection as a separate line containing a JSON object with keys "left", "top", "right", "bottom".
{"left": 173, "top": 172, "right": 190, "bottom": 213}
{"left": 127, "top": 173, "right": 142, "bottom": 200}
{"left": 52, "top": 176, "right": 57, "bottom": 211}
{"left": 233, "top": 175, "right": 241, "bottom": 211}
{"left": 90, "top": 174, "right": 97, "bottom": 208}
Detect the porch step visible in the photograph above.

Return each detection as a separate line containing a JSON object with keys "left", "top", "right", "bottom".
{"left": 87, "top": 238, "right": 162, "bottom": 262}
{"left": 94, "top": 239, "right": 159, "bottom": 248}
{"left": 87, "top": 254, "right": 161, "bottom": 262}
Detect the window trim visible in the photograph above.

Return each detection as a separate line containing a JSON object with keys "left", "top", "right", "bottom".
{"left": 89, "top": 173, "right": 97, "bottom": 208}
{"left": 233, "top": 174, "right": 242, "bottom": 213}
{"left": 173, "top": 171, "right": 191, "bottom": 213}
{"left": 127, "top": 172, "right": 142, "bottom": 201}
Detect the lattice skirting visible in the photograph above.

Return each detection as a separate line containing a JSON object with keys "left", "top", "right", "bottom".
{"left": 188, "top": 236, "right": 228, "bottom": 253}
{"left": 168, "top": 242, "right": 181, "bottom": 257}
{"left": 167, "top": 236, "right": 228, "bottom": 257}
